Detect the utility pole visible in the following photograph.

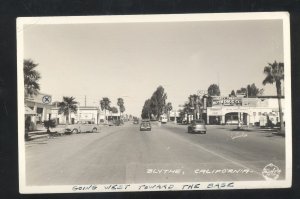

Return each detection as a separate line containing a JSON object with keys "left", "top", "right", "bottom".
{"left": 85, "top": 95, "right": 86, "bottom": 107}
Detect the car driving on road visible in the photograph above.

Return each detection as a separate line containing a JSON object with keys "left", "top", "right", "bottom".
{"left": 133, "top": 118, "right": 139, "bottom": 124}
{"left": 187, "top": 119, "right": 206, "bottom": 134}
{"left": 140, "top": 120, "right": 151, "bottom": 131}
{"left": 65, "top": 121, "right": 100, "bottom": 133}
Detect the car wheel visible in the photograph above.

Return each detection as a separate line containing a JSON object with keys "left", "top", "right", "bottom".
{"left": 92, "top": 127, "right": 97, "bottom": 133}
{"left": 72, "top": 128, "right": 78, "bottom": 134}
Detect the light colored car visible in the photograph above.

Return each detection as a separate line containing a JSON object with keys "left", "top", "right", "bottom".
{"left": 226, "top": 119, "right": 239, "bottom": 125}
{"left": 187, "top": 120, "right": 206, "bottom": 134}
{"left": 160, "top": 115, "right": 168, "bottom": 124}
{"left": 65, "top": 121, "right": 100, "bottom": 133}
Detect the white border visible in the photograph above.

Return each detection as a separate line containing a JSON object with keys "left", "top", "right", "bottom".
{"left": 17, "top": 12, "right": 292, "bottom": 193}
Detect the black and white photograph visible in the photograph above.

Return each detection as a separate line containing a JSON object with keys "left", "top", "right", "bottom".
{"left": 17, "top": 13, "right": 292, "bottom": 193}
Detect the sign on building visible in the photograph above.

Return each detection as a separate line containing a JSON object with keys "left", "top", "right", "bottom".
{"left": 212, "top": 97, "right": 242, "bottom": 106}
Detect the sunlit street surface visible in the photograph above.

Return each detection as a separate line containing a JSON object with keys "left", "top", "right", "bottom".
{"left": 25, "top": 122, "right": 285, "bottom": 185}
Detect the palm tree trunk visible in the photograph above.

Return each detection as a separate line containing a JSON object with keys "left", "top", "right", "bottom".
{"left": 276, "top": 81, "right": 284, "bottom": 134}
{"left": 67, "top": 106, "right": 70, "bottom": 125}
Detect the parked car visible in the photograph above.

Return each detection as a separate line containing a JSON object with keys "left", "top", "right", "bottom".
{"left": 140, "top": 120, "right": 151, "bottom": 131}
{"left": 65, "top": 121, "right": 100, "bottom": 133}
{"left": 187, "top": 119, "right": 206, "bottom": 134}
{"left": 226, "top": 119, "right": 239, "bottom": 125}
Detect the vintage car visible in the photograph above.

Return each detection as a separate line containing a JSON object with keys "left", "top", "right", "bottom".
{"left": 65, "top": 121, "right": 100, "bottom": 133}
{"left": 187, "top": 119, "right": 207, "bottom": 134}
{"left": 133, "top": 118, "right": 139, "bottom": 124}
{"left": 140, "top": 120, "right": 151, "bottom": 131}
{"left": 226, "top": 119, "right": 239, "bottom": 125}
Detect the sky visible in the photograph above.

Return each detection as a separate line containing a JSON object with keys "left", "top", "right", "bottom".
{"left": 23, "top": 19, "right": 284, "bottom": 116}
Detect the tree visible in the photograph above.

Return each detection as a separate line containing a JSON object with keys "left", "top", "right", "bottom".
{"left": 236, "top": 84, "right": 260, "bottom": 97}
{"left": 207, "top": 84, "right": 220, "bottom": 96}
{"left": 24, "top": 59, "right": 41, "bottom": 98}
{"left": 117, "top": 98, "right": 125, "bottom": 119}
{"left": 111, "top": 106, "right": 118, "bottom": 114}
{"left": 257, "top": 88, "right": 264, "bottom": 96}
{"left": 100, "top": 97, "right": 111, "bottom": 121}
{"left": 44, "top": 119, "right": 57, "bottom": 133}
{"left": 100, "top": 100, "right": 105, "bottom": 111}
{"left": 229, "top": 90, "right": 236, "bottom": 97}
{"left": 165, "top": 102, "right": 173, "bottom": 121}
{"left": 236, "top": 87, "right": 247, "bottom": 96}
{"left": 58, "top": 97, "right": 78, "bottom": 124}
{"left": 141, "top": 99, "right": 152, "bottom": 119}
{"left": 150, "top": 86, "right": 167, "bottom": 120}
{"left": 180, "top": 102, "right": 193, "bottom": 122}
{"left": 141, "top": 86, "right": 168, "bottom": 120}
{"left": 247, "top": 83, "right": 260, "bottom": 97}
{"left": 188, "top": 94, "right": 202, "bottom": 120}
{"left": 263, "top": 61, "right": 284, "bottom": 134}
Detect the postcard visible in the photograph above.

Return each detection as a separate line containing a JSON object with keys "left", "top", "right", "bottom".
{"left": 17, "top": 12, "right": 292, "bottom": 193}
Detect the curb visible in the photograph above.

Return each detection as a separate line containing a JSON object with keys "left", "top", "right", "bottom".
{"left": 27, "top": 134, "right": 49, "bottom": 141}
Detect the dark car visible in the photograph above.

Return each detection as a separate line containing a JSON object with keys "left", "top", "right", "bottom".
{"left": 140, "top": 121, "right": 151, "bottom": 131}
{"left": 187, "top": 119, "right": 206, "bottom": 134}
{"left": 113, "top": 119, "right": 124, "bottom": 126}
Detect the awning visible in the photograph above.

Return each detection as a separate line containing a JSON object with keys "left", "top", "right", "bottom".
{"left": 25, "top": 106, "right": 36, "bottom": 115}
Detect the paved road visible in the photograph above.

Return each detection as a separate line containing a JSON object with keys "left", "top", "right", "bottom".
{"left": 25, "top": 122, "right": 285, "bottom": 185}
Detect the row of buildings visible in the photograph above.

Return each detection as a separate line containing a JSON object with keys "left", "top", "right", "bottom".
{"left": 25, "top": 93, "right": 125, "bottom": 128}
{"left": 25, "top": 93, "right": 284, "bottom": 128}
{"left": 169, "top": 96, "right": 284, "bottom": 126}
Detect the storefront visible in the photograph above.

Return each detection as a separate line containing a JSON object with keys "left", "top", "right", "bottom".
{"left": 25, "top": 93, "right": 53, "bottom": 125}
{"left": 51, "top": 106, "right": 99, "bottom": 124}
{"left": 206, "top": 96, "right": 284, "bottom": 126}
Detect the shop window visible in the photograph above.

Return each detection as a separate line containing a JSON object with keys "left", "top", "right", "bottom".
{"left": 258, "top": 112, "right": 261, "bottom": 116}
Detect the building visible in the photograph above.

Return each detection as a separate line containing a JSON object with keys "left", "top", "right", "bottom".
{"left": 169, "top": 110, "right": 181, "bottom": 122}
{"left": 206, "top": 96, "right": 285, "bottom": 126}
{"left": 25, "top": 93, "right": 53, "bottom": 125}
{"left": 51, "top": 106, "right": 122, "bottom": 125}
{"left": 51, "top": 106, "right": 99, "bottom": 124}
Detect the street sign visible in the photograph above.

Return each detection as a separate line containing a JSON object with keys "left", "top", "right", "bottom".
{"left": 42, "top": 95, "right": 52, "bottom": 104}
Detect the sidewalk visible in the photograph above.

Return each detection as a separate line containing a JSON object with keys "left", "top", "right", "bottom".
{"left": 27, "top": 130, "right": 49, "bottom": 141}
{"left": 26, "top": 123, "right": 114, "bottom": 141}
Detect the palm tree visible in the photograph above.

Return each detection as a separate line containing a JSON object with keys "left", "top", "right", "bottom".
{"left": 24, "top": 59, "right": 41, "bottom": 98}
{"left": 182, "top": 102, "right": 193, "bottom": 123}
{"left": 165, "top": 102, "right": 173, "bottom": 121}
{"left": 117, "top": 98, "right": 125, "bottom": 120}
{"left": 100, "top": 97, "right": 111, "bottom": 121}
{"left": 100, "top": 100, "right": 105, "bottom": 120}
{"left": 189, "top": 94, "right": 202, "bottom": 120}
{"left": 263, "top": 61, "right": 284, "bottom": 134}
{"left": 58, "top": 96, "right": 78, "bottom": 124}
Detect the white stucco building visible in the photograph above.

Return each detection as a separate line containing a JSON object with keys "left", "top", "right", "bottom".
{"left": 206, "top": 96, "right": 285, "bottom": 125}
{"left": 25, "top": 93, "right": 53, "bottom": 124}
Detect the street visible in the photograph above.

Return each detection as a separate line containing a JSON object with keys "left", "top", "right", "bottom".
{"left": 25, "top": 122, "right": 285, "bottom": 186}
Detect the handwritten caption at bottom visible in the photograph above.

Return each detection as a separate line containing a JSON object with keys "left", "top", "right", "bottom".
{"left": 71, "top": 182, "right": 234, "bottom": 192}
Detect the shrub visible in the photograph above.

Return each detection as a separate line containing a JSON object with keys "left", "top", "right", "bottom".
{"left": 44, "top": 119, "right": 57, "bottom": 133}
